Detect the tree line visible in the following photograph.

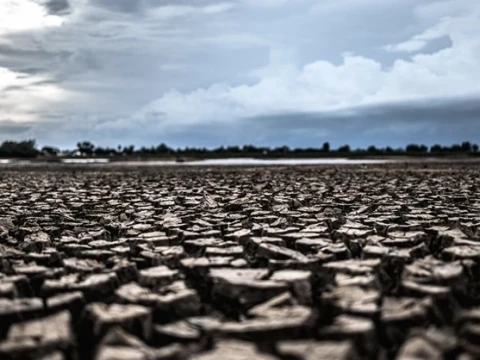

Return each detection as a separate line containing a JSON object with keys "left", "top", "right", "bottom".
{"left": 0, "top": 139, "right": 479, "bottom": 159}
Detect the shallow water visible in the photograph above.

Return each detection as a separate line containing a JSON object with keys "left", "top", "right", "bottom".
{"left": 109, "top": 158, "right": 396, "bottom": 166}
{"left": 0, "top": 157, "right": 402, "bottom": 167}
{"left": 61, "top": 158, "right": 110, "bottom": 164}
{"left": 0, "top": 158, "right": 399, "bottom": 167}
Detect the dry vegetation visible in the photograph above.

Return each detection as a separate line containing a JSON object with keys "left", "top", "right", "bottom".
{"left": 1, "top": 163, "right": 480, "bottom": 359}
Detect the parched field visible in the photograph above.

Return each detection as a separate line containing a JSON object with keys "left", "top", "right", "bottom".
{"left": 1, "top": 163, "right": 480, "bottom": 360}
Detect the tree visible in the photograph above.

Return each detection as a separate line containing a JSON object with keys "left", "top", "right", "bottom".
{"left": 274, "top": 146, "right": 290, "bottom": 154}
{"left": 138, "top": 146, "right": 153, "bottom": 155}
{"left": 41, "top": 146, "right": 60, "bottom": 156}
{"left": 155, "top": 143, "right": 172, "bottom": 155}
{"left": 447, "top": 143, "right": 462, "bottom": 153}
{"left": 461, "top": 141, "right": 472, "bottom": 153}
{"left": 0, "top": 140, "right": 38, "bottom": 158}
{"left": 406, "top": 144, "right": 428, "bottom": 154}
{"left": 94, "top": 146, "right": 119, "bottom": 156}
{"left": 242, "top": 145, "right": 260, "bottom": 153}
{"left": 226, "top": 146, "right": 241, "bottom": 153}
{"left": 322, "top": 142, "right": 330, "bottom": 153}
{"left": 77, "top": 141, "right": 95, "bottom": 156}
{"left": 430, "top": 144, "right": 443, "bottom": 154}
{"left": 337, "top": 145, "right": 351, "bottom": 153}
{"left": 123, "top": 145, "right": 135, "bottom": 156}
{"left": 473, "top": 144, "right": 479, "bottom": 153}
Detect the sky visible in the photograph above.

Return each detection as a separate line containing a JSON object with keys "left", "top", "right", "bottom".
{"left": 0, "top": 0, "right": 479, "bottom": 149}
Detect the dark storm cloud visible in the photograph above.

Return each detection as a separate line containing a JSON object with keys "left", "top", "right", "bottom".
{"left": 415, "top": 35, "right": 453, "bottom": 55}
{"left": 16, "top": 95, "right": 480, "bottom": 149}
{"left": 44, "top": 0, "right": 71, "bottom": 15}
{"left": 2, "top": 79, "right": 58, "bottom": 93}
{"left": 145, "top": 0, "right": 231, "bottom": 5}
{"left": 12, "top": 68, "right": 47, "bottom": 75}
{"left": 132, "top": 95, "right": 480, "bottom": 149}
{"left": 233, "top": 96, "right": 480, "bottom": 147}
{"left": 89, "top": 0, "right": 143, "bottom": 13}
{"left": 87, "top": 0, "right": 236, "bottom": 15}
{"left": 0, "top": 44, "right": 72, "bottom": 75}
{"left": 1, "top": 85, "right": 24, "bottom": 92}
{"left": 0, "top": 121, "right": 32, "bottom": 135}
{"left": 245, "top": 96, "right": 480, "bottom": 129}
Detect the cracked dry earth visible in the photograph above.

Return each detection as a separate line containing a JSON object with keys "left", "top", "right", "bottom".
{"left": 1, "top": 164, "right": 480, "bottom": 360}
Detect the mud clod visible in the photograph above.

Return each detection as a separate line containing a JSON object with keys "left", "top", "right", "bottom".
{"left": 1, "top": 164, "right": 480, "bottom": 359}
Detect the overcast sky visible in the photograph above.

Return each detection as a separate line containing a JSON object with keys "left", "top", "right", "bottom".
{"left": 1, "top": 0, "right": 479, "bottom": 149}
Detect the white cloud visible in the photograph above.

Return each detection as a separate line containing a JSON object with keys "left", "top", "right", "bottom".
{"left": 200, "top": 33, "right": 271, "bottom": 48}
{"left": 149, "top": 2, "right": 235, "bottom": 20}
{"left": 384, "top": 39, "right": 429, "bottom": 53}
{"left": 203, "top": 2, "right": 236, "bottom": 14}
{"left": 132, "top": 5, "right": 480, "bottom": 131}
{"left": 239, "top": 0, "right": 290, "bottom": 7}
{"left": 0, "top": 67, "right": 23, "bottom": 91}
{"left": 0, "top": 0, "right": 65, "bottom": 35}
{"left": 384, "top": 14, "right": 452, "bottom": 53}
{"left": 387, "top": 0, "right": 480, "bottom": 52}
{"left": 0, "top": 66, "right": 75, "bottom": 122}
{"left": 0, "top": 67, "right": 52, "bottom": 93}
{"left": 414, "top": 0, "right": 478, "bottom": 20}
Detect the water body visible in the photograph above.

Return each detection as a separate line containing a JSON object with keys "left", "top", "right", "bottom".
{"left": 108, "top": 158, "right": 396, "bottom": 166}
{"left": 1, "top": 157, "right": 402, "bottom": 166}
{"left": 61, "top": 158, "right": 110, "bottom": 164}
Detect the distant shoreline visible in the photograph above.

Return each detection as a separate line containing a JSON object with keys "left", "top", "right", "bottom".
{"left": 1, "top": 154, "right": 478, "bottom": 161}
{"left": 1, "top": 155, "right": 480, "bottom": 166}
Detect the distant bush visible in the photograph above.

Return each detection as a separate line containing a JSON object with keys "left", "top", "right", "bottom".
{"left": 1, "top": 139, "right": 479, "bottom": 159}
{"left": 0, "top": 140, "right": 39, "bottom": 158}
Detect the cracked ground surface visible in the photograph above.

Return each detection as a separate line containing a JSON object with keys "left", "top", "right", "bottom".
{"left": 1, "top": 163, "right": 480, "bottom": 359}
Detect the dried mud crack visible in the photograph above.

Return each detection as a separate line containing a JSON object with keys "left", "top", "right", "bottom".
{"left": 1, "top": 163, "right": 480, "bottom": 359}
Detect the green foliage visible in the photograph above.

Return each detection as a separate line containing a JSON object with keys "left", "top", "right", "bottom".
{"left": 1, "top": 139, "right": 480, "bottom": 159}
{"left": 0, "top": 140, "right": 38, "bottom": 158}
{"left": 406, "top": 144, "right": 428, "bottom": 154}
{"left": 77, "top": 141, "right": 95, "bottom": 156}
{"left": 322, "top": 142, "right": 330, "bottom": 152}
{"left": 41, "top": 146, "right": 60, "bottom": 156}
{"left": 337, "top": 145, "right": 351, "bottom": 153}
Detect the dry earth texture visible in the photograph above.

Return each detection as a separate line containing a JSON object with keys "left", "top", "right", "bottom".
{"left": 1, "top": 163, "right": 480, "bottom": 360}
